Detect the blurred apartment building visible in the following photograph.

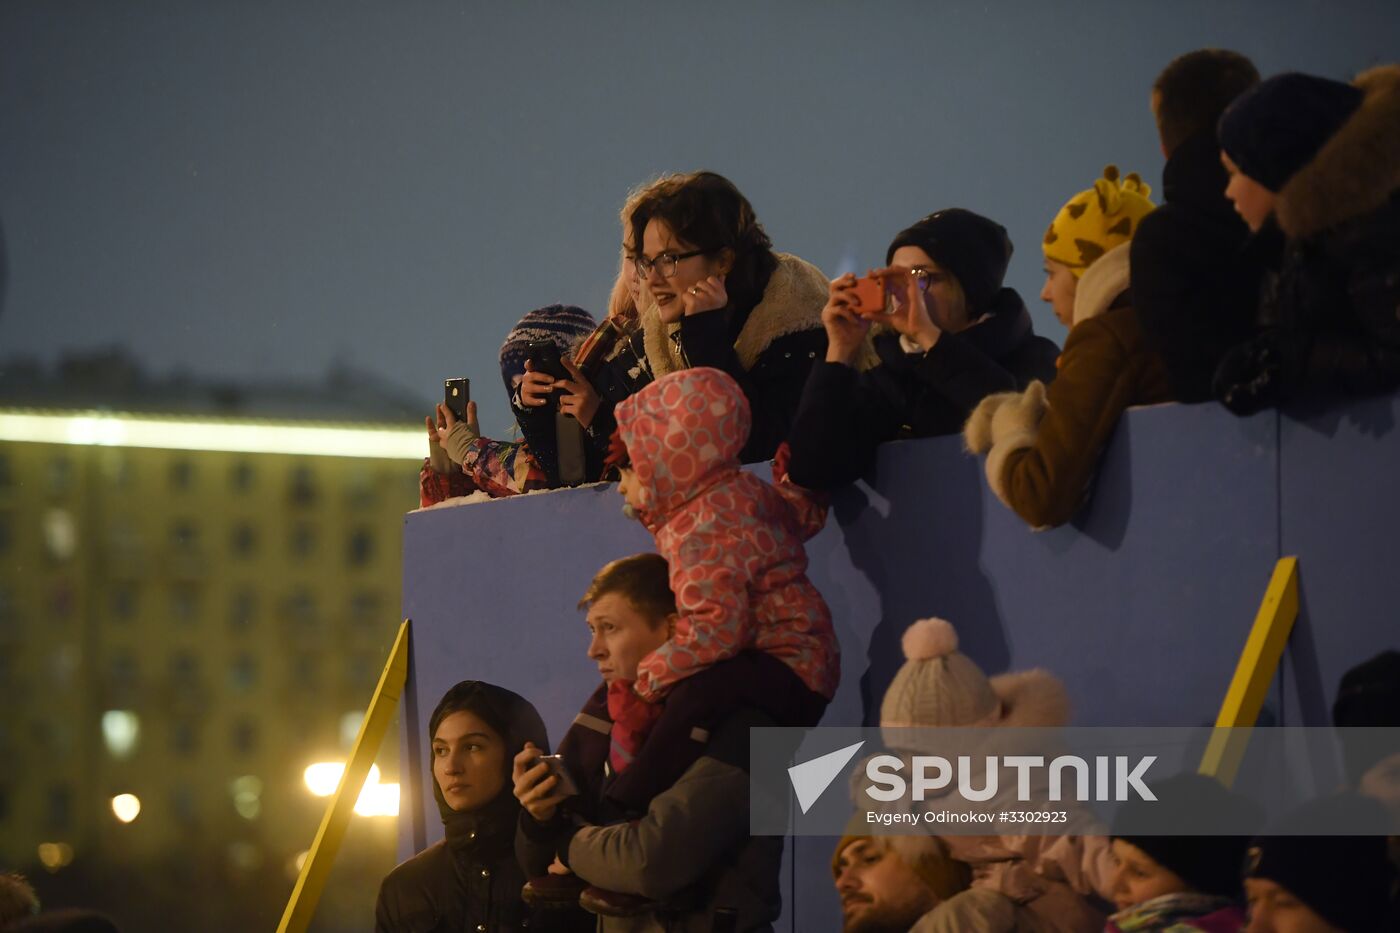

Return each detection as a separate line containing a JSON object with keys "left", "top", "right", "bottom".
{"left": 0, "top": 349, "right": 427, "bottom": 924}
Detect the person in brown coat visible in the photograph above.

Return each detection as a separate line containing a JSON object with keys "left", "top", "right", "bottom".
{"left": 965, "top": 166, "right": 1171, "bottom": 530}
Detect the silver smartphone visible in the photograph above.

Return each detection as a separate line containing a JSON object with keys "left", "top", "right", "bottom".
{"left": 537, "top": 753, "right": 580, "bottom": 797}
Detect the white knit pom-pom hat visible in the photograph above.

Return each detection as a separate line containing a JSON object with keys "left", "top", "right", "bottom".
{"left": 879, "top": 618, "right": 1000, "bottom": 728}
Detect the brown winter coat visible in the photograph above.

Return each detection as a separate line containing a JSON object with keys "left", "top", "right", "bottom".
{"left": 965, "top": 244, "right": 1171, "bottom": 529}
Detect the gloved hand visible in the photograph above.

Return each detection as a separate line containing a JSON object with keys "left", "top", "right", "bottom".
{"left": 1214, "top": 330, "right": 1288, "bottom": 416}
{"left": 964, "top": 390, "right": 1025, "bottom": 454}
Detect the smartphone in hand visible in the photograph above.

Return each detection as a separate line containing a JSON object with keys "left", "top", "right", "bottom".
{"left": 444, "top": 377, "right": 470, "bottom": 422}
{"left": 526, "top": 340, "right": 571, "bottom": 382}
{"left": 536, "top": 753, "right": 580, "bottom": 797}
{"left": 851, "top": 274, "right": 889, "bottom": 318}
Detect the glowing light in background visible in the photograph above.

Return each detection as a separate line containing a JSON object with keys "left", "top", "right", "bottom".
{"left": 353, "top": 781, "right": 400, "bottom": 818}
{"left": 302, "top": 761, "right": 397, "bottom": 816}
{"left": 230, "top": 775, "right": 263, "bottom": 820}
{"left": 110, "top": 794, "right": 141, "bottom": 823}
{"left": 102, "top": 710, "right": 140, "bottom": 759}
{"left": 0, "top": 410, "right": 422, "bottom": 459}
{"left": 339, "top": 711, "right": 364, "bottom": 749}
{"left": 37, "top": 843, "right": 74, "bottom": 872}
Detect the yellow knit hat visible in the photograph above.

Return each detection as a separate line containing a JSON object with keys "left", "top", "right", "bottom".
{"left": 1043, "top": 165, "right": 1155, "bottom": 277}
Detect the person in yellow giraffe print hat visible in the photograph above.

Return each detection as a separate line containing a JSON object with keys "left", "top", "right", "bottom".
{"left": 963, "top": 165, "right": 1175, "bottom": 529}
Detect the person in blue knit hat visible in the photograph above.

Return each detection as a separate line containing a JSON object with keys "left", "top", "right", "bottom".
{"left": 421, "top": 304, "right": 603, "bottom": 502}
{"left": 1212, "top": 66, "right": 1400, "bottom": 415}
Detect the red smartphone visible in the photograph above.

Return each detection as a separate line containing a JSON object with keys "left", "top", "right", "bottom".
{"left": 851, "top": 274, "right": 888, "bottom": 318}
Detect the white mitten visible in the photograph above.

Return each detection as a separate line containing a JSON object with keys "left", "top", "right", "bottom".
{"left": 964, "top": 390, "right": 1023, "bottom": 454}
{"left": 988, "top": 380, "right": 1048, "bottom": 447}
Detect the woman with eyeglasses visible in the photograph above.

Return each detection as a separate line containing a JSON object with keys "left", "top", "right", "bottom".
{"left": 530, "top": 171, "right": 831, "bottom": 465}
{"left": 785, "top": 208, "right": 1061, "bottom": 491}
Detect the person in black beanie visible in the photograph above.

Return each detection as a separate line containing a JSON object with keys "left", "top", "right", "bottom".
{"left": 375, "top": 681, "right": 591, "bottom": 933}
{"left": 1332, "top": 650, "right": 1400, "bottom": 826}
{"left": 1105, "top": 772, "right": 1260, "bottom": 931}
{"left": 1131, "top": 49, "right": 1267, "bottom": 404}
{"left": 1213, "top": 66, "right": 1400, "bottom": 415}
{"left": 786, "top": 208, "right": 1059, "bottom": 490}
{"left": 1244, "top": 793, "right": 1398, "bottom": 932}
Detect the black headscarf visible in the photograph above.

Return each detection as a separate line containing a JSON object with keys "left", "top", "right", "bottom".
{"left": 427, "top": 681, "right": 549, "bottom": 859}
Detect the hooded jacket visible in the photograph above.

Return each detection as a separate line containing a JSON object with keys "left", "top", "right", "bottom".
{"left": 964, "top": 244, "right": 1172, "bottom": 529}
{"left": 787, "top": 287, "right": 1060, "bottom": 491}
{"left": 614, "top": 367, "right": 839, "bottom": 703}
{"left": 1131, "top": 130, "right": 1275, "bottom": 403}
{"left": 1246, "top": 64, "right": 1400, "bottom": 401}
{"left": 631, "top": 252, "right": 831, "bottom": 464}
{"left": 375, "top": 682, "right": 579, "bottom": 933}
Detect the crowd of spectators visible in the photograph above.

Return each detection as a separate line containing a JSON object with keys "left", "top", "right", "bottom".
{"left": 389, "top": 48, "right": 1400, "bottom": 933}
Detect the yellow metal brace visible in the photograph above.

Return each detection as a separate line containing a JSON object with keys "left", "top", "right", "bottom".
{"left": 1198, "top": 558, "right": 1299, "bottom": 786}
{"left": 277, "top": 619, "right": 412, "bottom": 933}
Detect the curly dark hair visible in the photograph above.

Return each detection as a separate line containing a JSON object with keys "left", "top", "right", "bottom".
{"left": 627, "top": 171, "right": 778, "bottom": 316}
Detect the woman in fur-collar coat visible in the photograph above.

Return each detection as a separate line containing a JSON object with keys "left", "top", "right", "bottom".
{"left": 615, "top": 170, "right": 830, "bottom": 464}
{"left": 966, "top": 168, "right": 1170, "bottom": 530}
{"left": 1213, "top": 65, "right": 1400, "bottom": 414}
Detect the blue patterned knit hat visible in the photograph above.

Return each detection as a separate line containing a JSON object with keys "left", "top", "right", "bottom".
{"left": 498, "top": 305, "right": 597, "bottom": 396}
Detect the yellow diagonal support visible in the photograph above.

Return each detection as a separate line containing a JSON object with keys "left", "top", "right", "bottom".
{"left": 278, "top": 619, "right": 412, "bottom": 933}
{"left": 1199, "top": 558, "right": 1299, "bottom": 786}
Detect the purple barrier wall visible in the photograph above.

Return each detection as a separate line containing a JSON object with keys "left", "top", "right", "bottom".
{"left": 398, "top": 393, "right": 1395, "bottom": 932}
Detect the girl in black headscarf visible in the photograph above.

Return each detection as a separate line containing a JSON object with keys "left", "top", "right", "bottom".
{"left": 375, "top": 681, "right": 582, "bottom": 932}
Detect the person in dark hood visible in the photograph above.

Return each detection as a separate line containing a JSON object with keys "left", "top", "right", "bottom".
{"left": 375, "top": 680, "right": 586, "bottom": 933}
{"left": 785, "top": 208, "right": 1060, "bottom": 491}
{"left": 1130, "top": 48, "right": 1267, "bottom": 404}
{"left": 421, "top": 305, "right": 603, "bottom": 503}
{"left": 1213, "top": 67, "right": 1400, "bottom": 414}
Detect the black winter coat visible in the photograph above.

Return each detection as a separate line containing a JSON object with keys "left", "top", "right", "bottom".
{"left": 1215, "top": 65, "right": 1400, "bottom": 412}
{"left": 1131, "top": 130, "right": 1274, "bottom": 403}
{"left": 374, "top": 800, "right": 530, "bottom": 933}
{"left": 786, "top": 288, "right": 1059, "bottom": 491}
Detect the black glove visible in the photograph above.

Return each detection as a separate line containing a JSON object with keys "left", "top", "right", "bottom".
{"left": 1214, "top": 330, "right": 1287, "bottom": 416}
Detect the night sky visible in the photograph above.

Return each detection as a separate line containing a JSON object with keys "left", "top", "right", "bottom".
{"left": 2, "top": 0, "right": 1395, "bottom": 436}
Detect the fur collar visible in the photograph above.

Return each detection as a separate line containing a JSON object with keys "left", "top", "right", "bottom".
{"left": 1276, "top": 64, "right": 1400, "bottom": 239}
{"left": 988, "top": 668, "right": 1071, "bottom": 728}
{"left": 1072, "top": 243, "right": 1131, "bottom": 327}
{"left": 637, "top": 253, "right": 830, "bottom": 378}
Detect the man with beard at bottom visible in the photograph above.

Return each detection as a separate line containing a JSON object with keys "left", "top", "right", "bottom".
{"left": 833, "top": 835, "right": 998, "bottom": 932}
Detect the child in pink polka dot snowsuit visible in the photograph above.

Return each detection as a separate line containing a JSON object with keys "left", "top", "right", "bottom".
{"left": 595, "top": 367, "right": 839, "bottom": 810}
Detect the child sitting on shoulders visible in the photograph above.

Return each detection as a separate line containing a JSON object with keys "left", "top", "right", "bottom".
{"left": 592, "top": 366, "right": 840, "bottom": 813}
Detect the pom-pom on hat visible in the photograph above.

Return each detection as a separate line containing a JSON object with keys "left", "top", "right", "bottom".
{"left": 1218, "top": 72, "right": 1364, "bottom": 193}
{"left": 885, "top": 209, "right": 1013, "bottom": 315}
{"left": 1043, "top": 165, "right": 1156, "bottom": 277}
{"left": 879, "top": 618, "right": 1000, "bottom": 728}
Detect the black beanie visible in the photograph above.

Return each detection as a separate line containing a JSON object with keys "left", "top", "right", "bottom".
{"left": 1111, "top": 772, "right": 1262, "bottom": 899}
{"left": 885, "top": 208, "right": 1013, "bottom": 315}
{"left": 1218, "top": 72, "right": 1363, "bottom": 193}
{"left": 1331, "top": 649, "right": 1400, "bottom": 785}
{"left": 1244, "top": 793, "right": 1398, "bottom": 931}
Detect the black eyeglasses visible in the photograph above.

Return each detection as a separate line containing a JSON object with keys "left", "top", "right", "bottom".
{"left": 634, "top": 249, "right": 712, "bottom": 279}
